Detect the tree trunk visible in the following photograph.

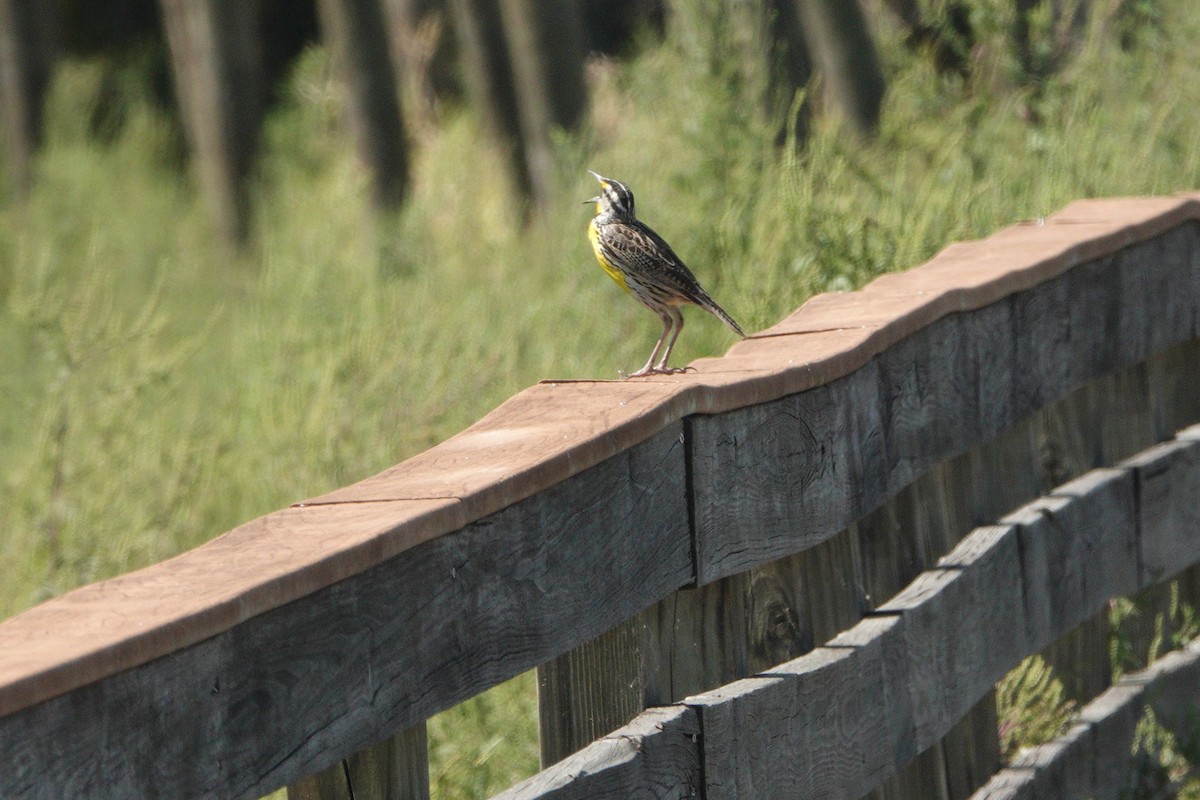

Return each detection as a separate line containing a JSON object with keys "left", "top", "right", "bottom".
{"left": 318, "top": 0, "right": 409, "bottom": 210}
{"left": 159, "top": 0, "right": 265, "bottom": 247}
{"left": 0, "top": 0, "right": 58, "bottom": 198}
{"left": 794, "top": 0, "right": 886, "bottom": 137}
{"left": 447, "top": 0, "right": 532, "bottom": 200}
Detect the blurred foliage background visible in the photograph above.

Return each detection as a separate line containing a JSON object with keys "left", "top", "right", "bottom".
{"left": 3, "top": 0, "right": 1200, "bottom": 796}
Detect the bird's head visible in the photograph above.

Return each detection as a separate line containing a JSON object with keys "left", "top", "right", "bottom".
{"left": 585, "top": 171, "right": 636, "bottom": 221}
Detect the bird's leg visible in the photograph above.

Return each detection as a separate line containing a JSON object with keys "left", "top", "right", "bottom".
{"left": 626, "top": 312, "right": 674, "bottom": 378}
{"left": 653, "top": 307, "right": 687, "bottom": 373}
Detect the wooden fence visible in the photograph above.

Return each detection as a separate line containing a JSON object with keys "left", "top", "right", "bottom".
{"left": 3, "top": 194, "right": 1200, "bottom": 799}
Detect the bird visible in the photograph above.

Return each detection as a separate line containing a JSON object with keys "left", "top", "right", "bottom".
{"left": 585, "top": 171, "right": 746, "bottom": 378}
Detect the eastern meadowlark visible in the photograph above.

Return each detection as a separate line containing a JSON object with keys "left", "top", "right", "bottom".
{"left": 585, "top": 171, "right": 746, "bottom": 378}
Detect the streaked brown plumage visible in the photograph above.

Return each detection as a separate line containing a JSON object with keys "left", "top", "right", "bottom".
{"left": 585, "top": 171, "right": 745, "bottom": 377}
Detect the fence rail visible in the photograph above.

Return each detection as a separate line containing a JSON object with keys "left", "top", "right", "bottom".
{"left": 496, "top": 427, "right": 1200, "bottom": 799}
{"left": 3, "top": 195, "right": 1200, "bottom": 799}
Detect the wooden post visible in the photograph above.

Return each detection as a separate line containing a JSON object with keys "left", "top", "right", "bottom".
{"left": 0, "top": 0, "right": 58, "bottom": 198}
{"left": 159, "top": 0, "right": 264, "bottom": 246}
{"left": 287, "top": 722, "right": 430, "bottom": 800}
{"left": 317, "top": 0, "right": 409, "bottom": 210}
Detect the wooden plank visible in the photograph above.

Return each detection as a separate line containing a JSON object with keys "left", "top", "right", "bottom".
{"left": 687, "top": 645, "right": 892, "bottom": 800}
{"left": 878, "top": 312, "right": 981, "bottom": 493}
{"left": 0, "top": 498, "right": 466, "bottom": 720}
{"left": 877, "top": 525, "right": 1027, "bottom": 753}
{"left": 494, "top": 706, "right": 701, "bottom": 800}
{"left": 828, "top": 615, "right": 917, "bottom": 771}
{"left": 1142, "top": 639, "right": 1200, "bottom": 745}
{"left": 1116, "top": 224, "right": 1198, "bottom": 366}
{"left": 536, "top": 614, "right": 649, "bottom": 767}
{"left": 0, "top": 426, "right": 692, "bottom": 800}
{"left": 970, "top": 723, "right": 1094, "bottom": 800}
{"left": 1122, "top": 436, "right": 1200, "bottom": 586}
{"left": 287, "top": 723, "right": 429, "bottom": 800}
{"left": 1006, "top": 467, "right": 1138, "bottom": 652}
{"left": 1080, "top": 682, "right": 1148, "bottom": 798}
{"left": 691, "top": 222, "right": 1199, "bottom": 588}
{"left": 690, "top": 360, "right": 887, "bottom": 585}
{"left": 1148, "top": 340, "right": 1200, "bottom": 443}
{"left": 940, "top": 692, "right": 1002, "bottom": 800}
{"left": 536, "top": 527, "right": 864, "bottom": 767}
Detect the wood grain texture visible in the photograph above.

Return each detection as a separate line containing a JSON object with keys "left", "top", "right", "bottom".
{"left": 1122, "top": 437, "right": 1200, "bottom": 586}
{"left": 4, "top": 202, "right": 1200, "bottom": 725}
{"left": 537, "top": 614, "right": 650, "bottom": 767}
{"left": 688, "top": 646, "right": 891, "bottom": 800}
{"left": 0, "top": 497, "right": 467, "bottom": 718}
{"left": 0, "top": 426, "right": 691, "bottom": 800}
{"left": 6, "top": 202, "right": 1200, "bottom": 799}
{"left": 878, "top": 525, "right": 1027, "bottom": 752}
{"left": 287, "top": 723, "right": 429, "bottom": 800}
{"left": 690, "top": 361, "right": 887, "bottom": 584}
{"left": 494, "top": 705, "right": 701, "bottom": 800}
{"left": 1005, "top": 468, "right": 1138, "bottom": 653}
{"left": 693, "top": 224, "right": 1200, "bottom": 587}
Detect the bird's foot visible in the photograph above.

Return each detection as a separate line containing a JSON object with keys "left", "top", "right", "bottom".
{"left": 620, "top": 365, "right": 693, "bottom": 379}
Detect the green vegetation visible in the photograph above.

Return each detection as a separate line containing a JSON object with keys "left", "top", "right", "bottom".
{"left": 996, "top": 654, "right": 1077, "bottom": 761}
{"left": 997, "top": 583, "right": 1200, "bottom": 793}
{"left": 4, "top": 1, "right": 1200, "bottom": 796}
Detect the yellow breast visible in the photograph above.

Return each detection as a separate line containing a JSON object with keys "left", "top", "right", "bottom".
{"left": 588, "top": 219, "right": 630, "bottom": 293}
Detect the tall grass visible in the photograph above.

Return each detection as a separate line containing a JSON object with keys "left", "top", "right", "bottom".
{"left": 3, "top": 0, "right": 1200, "bottom": 796}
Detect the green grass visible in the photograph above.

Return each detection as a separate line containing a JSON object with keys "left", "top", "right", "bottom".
{"left": 4, "top": 1, "right": 1200, "bottom": 796}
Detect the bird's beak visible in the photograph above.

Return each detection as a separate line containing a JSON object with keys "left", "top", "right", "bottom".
{"left": 586, "top": 170, "right": 606, "bottom": 204}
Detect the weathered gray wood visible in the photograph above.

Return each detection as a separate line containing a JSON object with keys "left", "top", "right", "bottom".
{"left": 1148, "top": 341, "right": 1200, "bottom": 443}
{"left": 1038, "top": 613, "right": 1112, "bottom": 705}
{"left": 1080, "top": 682, "right": 1146, "bottom": 798}
{"left": 1122, "top": 436, "right": 1200, "bottom": 586}
{"left": 287, "top": 722, "right": 429, "bottom": 800}
{"left": 1116, "top": 225, "right": 1198, "bottom": 366}
{"left": 691, "top": 360, "right": 887, "bottom": 585}
{"left": 0, "top": 425, "right": 691, "bottom": 800}
{"left": 971, "top": 723, "right": 1094, "bottom": 800}
{"left": 879, "top": 312, "right": 982, "bottom": 493}
{"left": 537, "top": 614, "right": 649, "bottom": 767}
{"left": 878, "top": 525, "right": 1027, "bottom": 753}
{"left": 828, "top": 615, "right": 917, "bottom": 771}
{"left": 536, "top": 530, "right": 858, "bottom": 767}
{"left": 688, "top": 645, "right": 892, "bottom": 800}
{"left": 495, "top": 705, "right": 701, "bottom": 800}
{"left": 1005, "top": 467, "right": 1138, "bottom": 653}
{"left": 941, "top": 692, "right": 1003, "bottom": 800}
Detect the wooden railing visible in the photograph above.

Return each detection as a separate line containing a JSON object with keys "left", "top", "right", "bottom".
{"left": 2, "top": 195, "right": 1200, "bottom": 799}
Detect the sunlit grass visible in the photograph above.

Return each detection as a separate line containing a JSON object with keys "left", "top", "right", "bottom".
{"left": 3, "top": 2, "right": 1200, "bottom": 796}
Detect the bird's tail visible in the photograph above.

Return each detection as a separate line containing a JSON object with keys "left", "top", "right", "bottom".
{"left": 698, "top": 292, "right": 746, "bottom": 338}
